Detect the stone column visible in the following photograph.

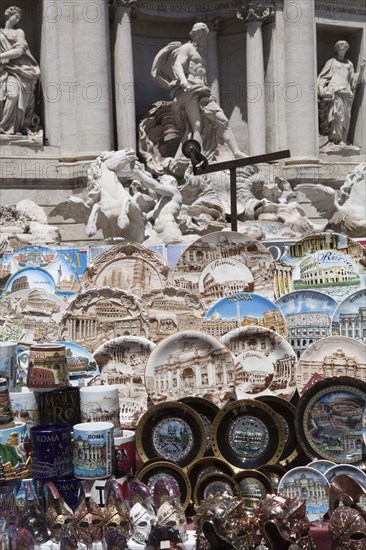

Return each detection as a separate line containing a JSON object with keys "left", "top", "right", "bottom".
{"left": 112, "top": 0, "right": 137, "bottom": 151}
{"left": 238, "top": 5, "right": 274, "bottom": 156}
{"left": 283, "top": 0, "right": 318, "bottom": 161}
{"left": 204, "top": 17, "right": 221, "bottom": 104}
{"left": 41, "top": 0, "right": 113, "bottom": 154}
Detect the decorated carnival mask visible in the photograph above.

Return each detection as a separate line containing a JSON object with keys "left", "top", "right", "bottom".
{"left": 156, "top": 500, "right": 187, "bottom": 543}
{"left": 74, "top": 482, "right": 104, "bottom": 546}
{"left": 45, "top": 482, "right": 74, "bottom": 542}
{"left": 130, "top": 501, "right": 156, "bottom": 544}
{"left": 104, "top": 479, "right": 130, "bottom": 538}
{"left": 18, "top": 482, "right": 49, "bottom": 544}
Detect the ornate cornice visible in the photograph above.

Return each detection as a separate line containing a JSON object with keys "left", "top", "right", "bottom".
{"left": 238, "top": 3, "right": 275, "bottom": 24}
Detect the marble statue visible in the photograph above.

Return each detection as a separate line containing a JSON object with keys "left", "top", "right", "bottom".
{"left": 318, "top": 40, "right": 365, "bottom": 146}
{"left": 0, "top": 201, "right": 60, "bottom": 245}
{"left": 140, "top": 22, "right": 245, "bottom": 175}
{"left": 50, "top": 149, "right": 146, "bottom": 242}
{"left": 0, "top": 6, "right": 41, "bottom": 136}
{"left": 296, "top": 162, "right": 366, "bottom": 237}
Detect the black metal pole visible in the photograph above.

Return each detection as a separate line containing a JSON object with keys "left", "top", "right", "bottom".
{"left": 230, "top": 168, "right": 237, "bottom": 232}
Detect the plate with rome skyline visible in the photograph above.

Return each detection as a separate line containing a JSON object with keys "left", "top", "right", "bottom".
{"left": 172, "top": 231, "right": 275, "bottom": 306}
{"left": 202, "top": 293, "right": 287, "bottom": 339}
{"left": 331, "top": 289, "right": 366, "bottom": 343}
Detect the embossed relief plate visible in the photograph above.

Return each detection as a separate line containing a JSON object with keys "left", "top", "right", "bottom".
{"left": 135, "top": 401, "right": 206, "bottom": 469}
{"left": 135, "top": 459, "right": 191, "bottom": 510}
{"left": 144, "top": 286, "right": 207, "bottom": 343}
{"left": 277, "top": 466, "right": 329, "bottom": 523}
{"left": 202, "top": 293, "right": 287, "bottom": 339}
{"left": 331, "top": 289, "right": 366, "bottom": 343}
{"left": 193, "top": 473, "right": 241, "bottom": 507}
{"left": 210, "top": 399, "right": 285, "bottom": 471}
{"left": 0, "top": 288, "right": 67, "bottom": 346}
{"left": 221, "top": 326, "right": 296, "bottom": 401}
{"left": 80, "top": 243, "right": 172, "bottom": 297}
{"left": 144, "top": 330, "right": 236, "bottom": 407}
{"left": 275, "top": 232, "right": 366, "bottom": 302}
{"left": 296, "top": 335, "right": 366, "bottom": 395}
{"left": 255, "top": 395, "right": 299, "bottom": 466}
{"left": 295, "top": 376, "right": 366, "bottom": 464}
{"left": 58, "top": 287, "right": 149, "bottom": 353}
{"left": 93, "top": 336, "right": 156, "bottom": 429}
{"left": 172, "top": 231, "right": 275, "bottom": 306}
{"left": 179, "top": 397, "right": 220, "bottom": 455}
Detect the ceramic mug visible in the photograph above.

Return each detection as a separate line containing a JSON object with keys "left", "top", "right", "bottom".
{"left": 30, "top": 423, "right": 73, "bottom": 480}
{"left": 0, "top": 421, "right": 26, "bottom": 445}
{"left": 0, "top": 343, "right": 17, "bottom": 390}
{"left": 0, "top": 378, "right": 14, "bottom": 425}
{"left": 9, "top": 388, "right": 40, "bottom": 430}
{"left": 114, "top": 430, "right": 136, "bottom": 479}
{"left": 79, "top": 385, "right": 120, "bottom": 433}
{"left": 73, "top": 421, "right": 114, "bottom": 480}
{"left": 40, "top": 386, "right": 81, "bottom": 426}
{"left": 26, "top": 344, "right": 69, "bottom": 391}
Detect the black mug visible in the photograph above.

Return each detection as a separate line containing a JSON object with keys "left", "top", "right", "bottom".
{"left": 40, "top": 387, "right": 81, "bottom": 426}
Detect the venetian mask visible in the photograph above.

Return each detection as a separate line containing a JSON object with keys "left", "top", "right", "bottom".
{"left": 156, "top": 500, "right": 187, "bottom": 543}
{"left": 45, "top": 482, "right": 74, "bottom": 542}
{"left": 74, "top": 493, "right": 104, "bottom": 545}
{"left": 18, "top": 482, "right": 49, "bottom": 544}
{"left": 130, "top": 501, "right": 156, "bottom": 544}
{"left": 104, "top": 490, "right": 130, "bottom": 537}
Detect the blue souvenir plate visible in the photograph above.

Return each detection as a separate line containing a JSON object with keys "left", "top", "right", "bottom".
{"left": 324, "top": 464, "right": 366, "bottom": 487}
{"left": 307, "top": 459, "right": 336, "bottom": 475}
{"left": 277, "top": 466, "right": 329, "bottom": 523}
{"left": 331, "top": 289, "right": 366, "bottom": 343}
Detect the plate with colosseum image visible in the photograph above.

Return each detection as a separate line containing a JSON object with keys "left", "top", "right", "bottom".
{"left": 0, "top": 288, "right": 67, "bottom": 346}
{"left": 172, "top": 231, "right": 275, "bottom": 306}
{"left": 275, "top": 232, "right": 366, "bottom": 302}
{"left": 275, "top": 290, "right": 338, "bottom": 359}
{"left": 144, "top": 330, "right": 236, "bottom": 407}
{"left": 144, "top": 286, "right": 207, "bottom": 343}
{"left": 331, "top": 289, "right": 366, "bottom": 343}
{"left": 202, "top": 293, "right": 287, "bottom": 340}
{"left": 93, "top": 336, "right": 156, "bottom": 429}
{"left": 80, "top": 243, "right": 172, "bottom": 298}
{"left": 277, "top": 466, "right": 329, "bottom": 523}
{"left": 296, "top": 335, "right": 366, "bottom": 395}
{"left": 221, "top": 326, "right": 296, "bottom": 401}
{"left": 58, "top": 288, "right": 150, "bottom": 353}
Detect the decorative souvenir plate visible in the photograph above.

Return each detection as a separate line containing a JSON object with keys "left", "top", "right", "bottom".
{"left": 144, "top": 330, "right": 236, "bottom": 407}
{"left": 275, "top": 290, "right": 338, "bottom": 359}
{"left": 295, "top": 376, "right": 366, "bottom": 463}
{"left": 258, "top": 464, "right": 286, "bottom": 492}
{"left": 277, "top": 466, "right": 329, "bottom": 523}
{"left": 172, "top": 231, "right": 276, "bottom": 305}
{"left": 211, "top": 399, "right": 285, "bottom": 470}
{"left": 324, "top": 464, "right": 366, "bottom": 487}
{"left": 255, "top": 395, "right": 299, "bottom": 466}
{"left": 136, "top": 401, "right": 206, "bottom": 469}
{"left": 144, "top": 286, "right": 206, "bottom": 343}
{"left": 179, "top": 397, "right": 219, "bottom": 455}
{"left": 331, "top": 289, "right": 366, "bottom": 343}
{"left": 5, "top": 267, "right": 56, "bottom": 294}
{"left": 202, "top": 293, "right": 287, "bottom": 339}
{"left": 0, "top": 288, "right": 67, "bottom": 346}
{"left": 187, "top": 457, "right": 234, "bottom": 495}
{"left": 93, "top": 336, "right": 156, "bottom": 429}
{"left": 221, "top": 326, "right": 296, "bottom": 401}
{"left": 55, "top": 341, "right": 99, "bottom": 380}
{"left": 80, "top": 243, "right": 172, "bottom": 297}
{"left": 58, "top": 288, "right": 149, "bottom": 353}
{"left": 193, "top": 473, "right": 241, "bottom": 506}
{"left": 275, "top": 232, "right": 366, "bottom": 302}
{"left": 296, "top": 336, "right": 366, "bottom": 395}
{"left": 135, "top": 459, "right": 191, "bottom": 510}
{"left": 307, "top": 460, "right": 336, "bottom": 475}
{"left": 233, "top": 469, "right": 272, "bottom": 509}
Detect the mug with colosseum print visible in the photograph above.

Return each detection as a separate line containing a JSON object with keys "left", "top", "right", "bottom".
{"left": 26, "top": 344, "right": 69, "bottom": 391}
{"left": 30, "top": 423, "right": 73, "bottom": 480}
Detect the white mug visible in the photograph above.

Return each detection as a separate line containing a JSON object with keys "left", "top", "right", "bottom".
{"left": 0, "top": 343, "right": 17, "bottom": 390}
{"left": 73, "top": 421, "right": 114, "bottom": 480}
{"left": 79, "top": 385, "right": 120, "bottom": 434}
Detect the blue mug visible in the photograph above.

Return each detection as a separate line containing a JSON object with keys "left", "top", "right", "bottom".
{"left": 30, "top": 423, "right": 73, "bottom": 480}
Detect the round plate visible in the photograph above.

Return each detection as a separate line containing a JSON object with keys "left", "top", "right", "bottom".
{"left": 81, "top": 243, "right": 172, "bottom": 297}
{"left": 221, "top": 326, "right": 297, "bottom": 401}
{"left": 193, "top": 473, "right": 241, "bottom": 506}
{"left": 296, "top": 336, "right": 366, "bottom": 395}
{"left": 93, "top": 336, "right": 156, "bottom": 429}
{"left": 275, "top": 290, "right": 338, "bottom": 359}
{"left": 144, "top": 330, "right": 236, "bottom": 407}
{"left": 275, "top": 232, "right": 366, "bottom": 302}
{"left": 187, "top": 457, "right": 234, "bottom": 494}
{"left": 144, "top": 286, "right": 207, "bottom": 343}
{"left": 135, "top": 401, "right": 206, "bottom": 469}
{"left": 331, "top": 289, "right": 366, "bottom": 343}
{"left": 202, "top": 293, "right": 287, "bottom": 339}
{"left": 135, "top": 459, "right": 191, "bottom": 510}
{"left": 59, "top": 288, "right": 149, "bottom": 353}
{"left": 295, "top": 376, "right": 366, "bottom": 463}
{"left": 172, "top": 231, "right": 275, "bottom": 305}
{"left": 277, "top": 466, "right": 329, "bottom": 523}
{"left": 307, "top": 460, "right": 336, "bottom": 475}
{"left": 255, "top": 395, "right": 299, "bottom": 466}
{"left": 179, "top": 397, "right": 219, "bottom": 455}
{"left": 56, "top": 341, "right": 99, "bottom": 380}
{"left": 0, "top": 288, "right": 67, "bottom": 346}
{"left": 233, "top": 469, "right": 272, "bottom": 509}
{"left": 257, "top": 464, "right": 286, "bottom": 492}
{"left": 210, "top": 399, "right": 285, "bottom": 470}
{"left": 324, "top": 464, "right": 366, "bottom": 487}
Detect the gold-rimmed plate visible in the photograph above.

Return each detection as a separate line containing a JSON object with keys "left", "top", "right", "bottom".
{"left": 193, "top": 473, "right": 241, "bottom": 507}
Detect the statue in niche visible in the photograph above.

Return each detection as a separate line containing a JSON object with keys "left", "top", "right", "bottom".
{"left": 318, "top": 40, "right": 365, "bottom": 148}
{"left": 140, "top": 22, "right": 245, "bottom": 175}
{"left": 0, "top": 6, "right": 41, "bottom": 138}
